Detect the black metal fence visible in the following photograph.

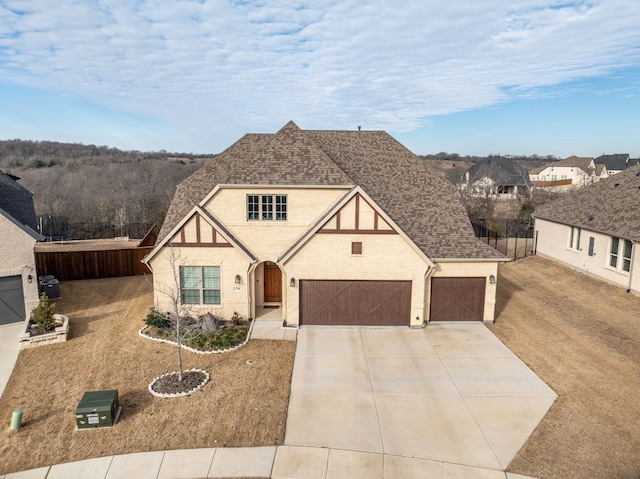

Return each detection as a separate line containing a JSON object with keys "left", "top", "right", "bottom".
{"left": 471, "top": 219, "right": 535, "bottom": 261}
{"left": 38, "top": 216, "right": 154, "bottom": 241}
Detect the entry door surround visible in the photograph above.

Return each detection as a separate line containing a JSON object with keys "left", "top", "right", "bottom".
{"left": 264, "top": 262, "right": 282, "bottom": 303}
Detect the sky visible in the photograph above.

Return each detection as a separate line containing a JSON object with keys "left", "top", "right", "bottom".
{"left": 1, "top": 0, "right": 639, "bottom": 157}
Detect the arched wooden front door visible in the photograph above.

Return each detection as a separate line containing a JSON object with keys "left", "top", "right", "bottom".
{"left": 264, "top": 262, "right": 282, "bottom": 303}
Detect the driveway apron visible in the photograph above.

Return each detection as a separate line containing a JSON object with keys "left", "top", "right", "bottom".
{"left": 285, "top": 323, "right": 556, "bottom": 471}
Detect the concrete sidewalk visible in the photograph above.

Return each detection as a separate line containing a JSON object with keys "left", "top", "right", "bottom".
{"left": 1, "top": 446, "right": 538, "bottom": 479}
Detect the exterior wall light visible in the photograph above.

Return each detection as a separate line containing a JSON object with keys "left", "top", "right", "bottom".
{"left": 290, "top": 277, "right": 296, "bottom": 287}
{"left": 27, "top": 274, "right": 33, "bottom": 283}
{"left": 235, "top": 274, "right": 241, "bottom": 284}
{"left": 489, "top": 275, "right": 496, "bottom": 284}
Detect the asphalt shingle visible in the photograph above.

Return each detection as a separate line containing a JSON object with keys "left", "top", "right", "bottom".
{"left": 534, "top": 163, "right": 640, "bottom": 241}
{"left": 0, "top": 171, "right": 38, "bottom": 232}
{"left": 158, "top": 122, "right": 504, "bottom": 260}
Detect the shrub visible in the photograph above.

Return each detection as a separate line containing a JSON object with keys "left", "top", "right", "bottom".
{"left": 145, "top": 308, "right": 169, "bottom": 328}
{"left": 31, "top": 293, "right": 56, "bottom": 332}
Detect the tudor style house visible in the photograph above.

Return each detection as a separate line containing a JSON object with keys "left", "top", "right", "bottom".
{"left": 143, "top": 122, "right": 507, "bottom": 327}
{"left": 533, "top": 164, "right": 640, "bottom": 295}
{"left": 0, "top": 172, "right": 42, "bottom": 326}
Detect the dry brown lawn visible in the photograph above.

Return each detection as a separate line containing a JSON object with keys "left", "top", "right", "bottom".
{"left": 0, "top": 276, "right": 295, "bottom": 475}
{"left": 489, "top": 256, "right": 640, "bottom": 479}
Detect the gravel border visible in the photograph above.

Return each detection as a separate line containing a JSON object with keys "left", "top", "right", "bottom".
{"left": 148, "top": 368, "right": 210, "bottom": 398}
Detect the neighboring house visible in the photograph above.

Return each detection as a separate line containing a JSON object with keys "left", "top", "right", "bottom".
{"left": 143, "top": 121, "right": 507, "bottom": 327}
{"left": 594, "top": 154, "right": 639, "bottom": 176}
{"left": 530, "top": 156, "right": 606, "bottom": 189}
{"left": 533, "top": 164, "right": 640, "bottom": 294}
{"left": 461, "top": 156, "right": 530, "bottom": 199}
{"left": 0, "top": 172, "right": 43, "bottom": 325}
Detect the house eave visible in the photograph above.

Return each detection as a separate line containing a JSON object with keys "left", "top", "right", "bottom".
{"left": 534, "top": 216, "right": 640, "bottom": 243}
{"left": 0, "top": 206, "right": 43, "bottom": 241}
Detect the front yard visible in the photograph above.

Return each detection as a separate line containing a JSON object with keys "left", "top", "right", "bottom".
{"left": 1, "top": 257, "right": 639, "bottom": 478}
{"left": 490, "top": 256, "right": 640, "bottom": 479}
{"left": 0, "top": 276, "right": 295, "bottom": 475}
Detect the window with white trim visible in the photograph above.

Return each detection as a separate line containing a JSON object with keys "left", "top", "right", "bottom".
{"left": 180, "top": 266, "right": 221, "bottom": 304}
{"left": 569, "top": 227, "right": 581, "bottom": 251}
{"left": 609, "top": 237, "right": 633, "bottom": 273}
{"left": 247, "top": 194, "right": 287, "bottom": 221}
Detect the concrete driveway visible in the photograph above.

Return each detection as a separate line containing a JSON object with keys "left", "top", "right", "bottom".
{"left": 275, "top": 324, "right": 556, "bottom": 477}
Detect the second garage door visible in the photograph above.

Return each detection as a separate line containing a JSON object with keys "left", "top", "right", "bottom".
{"left": 430, "top": 277, "right": 486, "bottom": 321}
{"left": 300, "top": 280, "right": 411, "bottom": 326}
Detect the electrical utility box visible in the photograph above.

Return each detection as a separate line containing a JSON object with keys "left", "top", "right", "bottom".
{"left": 75, "top": 390, "right": 121, "bottom": 429}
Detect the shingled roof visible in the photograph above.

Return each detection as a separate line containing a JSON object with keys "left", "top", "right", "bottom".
{"left": 465, "top": 156, "right": 530, "bottom": 186}
{"left": 533, "top": 163, "right": 640, "bottom": 241}
{"left": 158, "top": 121, "right": 504, "bottom": 260}
{"left": 530, "top": 156, "right": 595, "bottom": 175}
{"left": 0, "top": 171, "right": 40, "bottom": 238}
{"left": 594, "top": 154, "right": 639, "bottom": 172}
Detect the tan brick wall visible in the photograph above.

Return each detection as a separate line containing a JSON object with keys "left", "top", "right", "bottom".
{"left": 0, "top": 215, "right": 39, "bottom": 319}
{"left": 152, "top": 185, "right": 503, "bottom": 325}
{"left": 284, "top": 233, "right": 431, "bottom": 327}
{"left": 204, "top": 187, "right": 349, "bottom": 260}
{"left": 150, "top": 245, "right": 252, "bottom": 320}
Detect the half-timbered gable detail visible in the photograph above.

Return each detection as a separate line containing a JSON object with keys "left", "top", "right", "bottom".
{"left": 319, "top": 193, "right": 396, "bottom": 234}
{"left": 169, "top": 212, "right": 232, "bottom": 247}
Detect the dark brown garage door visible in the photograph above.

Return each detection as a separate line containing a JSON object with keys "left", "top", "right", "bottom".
{"left": 300, "top": 280, "right": 411, "bottom": 326}
{"left": 430, "top": 277, "right": 485, "bottom": 321}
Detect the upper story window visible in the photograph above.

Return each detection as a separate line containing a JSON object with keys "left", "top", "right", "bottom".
{"left": 247, "top": 194, "right": 287, "bottom": 221}
{"left": 569, "top": 227, "right": 581, "bottom": 251}
{"left": 609, "top": 237, "right": 633, "bottom": 273}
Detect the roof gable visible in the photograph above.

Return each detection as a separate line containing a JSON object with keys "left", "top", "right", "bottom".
{"left": 158, "top": 122, "right": 352, "bottom": 241}
{"left": 158, "top": 122, "right": 506, "bottom": 260}
{"left": 534, "top": 164, "right": 640, "bottom": 241}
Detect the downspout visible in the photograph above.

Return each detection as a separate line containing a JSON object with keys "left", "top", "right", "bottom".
{"left": 627, "top": 241, "right": 636, "bottom": 293}
{"left": 422, "top": 264, "right": 437, "bottom": 328}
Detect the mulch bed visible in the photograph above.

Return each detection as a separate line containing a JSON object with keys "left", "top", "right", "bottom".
{"left": 150, "top": 370, "right": 208, "bottom": 395}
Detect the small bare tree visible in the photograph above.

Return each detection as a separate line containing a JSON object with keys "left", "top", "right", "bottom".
{"left": 150, "top": 241, "right": 193, "bottom": 381}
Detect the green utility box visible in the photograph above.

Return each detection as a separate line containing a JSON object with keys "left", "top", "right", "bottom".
{"left": 75, "top": 390, "right": 121, "bottom": 429}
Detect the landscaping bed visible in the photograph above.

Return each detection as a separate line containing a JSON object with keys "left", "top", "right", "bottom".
{"left": 0, "top": 276, "right": 295, "bottom": 475}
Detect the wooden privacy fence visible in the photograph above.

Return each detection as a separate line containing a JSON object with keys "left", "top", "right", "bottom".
{"left": 35, "top": 247, "right": 153, "bottom": 281}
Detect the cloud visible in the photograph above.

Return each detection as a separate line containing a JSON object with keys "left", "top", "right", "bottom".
{"left": 0, "top": 0, "right": 639, "bottom": 151}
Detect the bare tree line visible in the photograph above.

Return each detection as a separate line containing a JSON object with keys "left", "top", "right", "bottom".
{"left": 0, "top": 139, "right": 210, "bottom": 236}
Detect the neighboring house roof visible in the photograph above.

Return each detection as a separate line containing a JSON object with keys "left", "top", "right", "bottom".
{"left": 533, "top": 163, "right": 640, "bottom": 242}
{"left": 158, "top": 121, "right": 504, "bottom": 260}
{"left": 464, "top": 157, "right": 530, "bottom": 186}
{"left": 594, "top": 154, "right": 639, "bottom": 171}
{"left": 0, "top": 171, "right": 42, "bottom": 240}
{"left": 530, "top": 156, "right": 595, "bottom": 175}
